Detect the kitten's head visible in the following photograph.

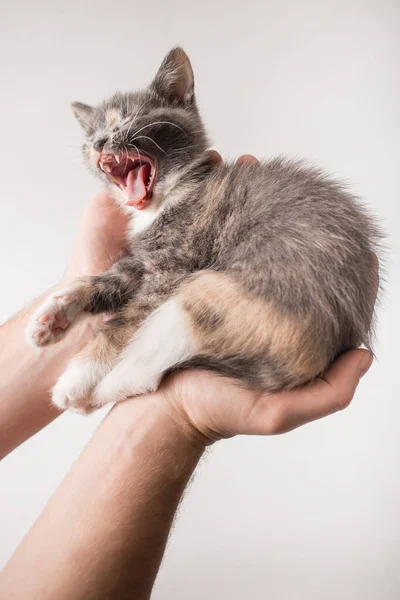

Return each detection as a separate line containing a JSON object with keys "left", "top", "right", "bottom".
{"left": 72, "top": 48, "right": 209, "bottom": 212}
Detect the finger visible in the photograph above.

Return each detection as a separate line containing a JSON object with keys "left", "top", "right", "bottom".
{"left": 246, "top": 349, "right": 373, "bottom": 435}
{"left": 236, "top": 154, "right": 258, "bottom": 165}
{"left": 207, "top": 150, "right": 223, "bottom": 165}
{"left": 322, "top": 348, "right": 373, "bottom": 389}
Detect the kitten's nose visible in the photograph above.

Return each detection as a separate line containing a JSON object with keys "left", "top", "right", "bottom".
{"left": 93, "top": 136, "right": 108, "bottom": 152}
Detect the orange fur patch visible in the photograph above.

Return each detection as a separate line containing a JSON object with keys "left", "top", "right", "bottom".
{"left": 181, "top": 271, "right": 326, "bottom": 382}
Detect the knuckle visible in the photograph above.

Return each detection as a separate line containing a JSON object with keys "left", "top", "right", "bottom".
{"left": 334, "top": 390, "right": 354, "bottom": 412}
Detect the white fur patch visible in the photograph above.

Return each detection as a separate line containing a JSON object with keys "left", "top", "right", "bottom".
{"left": 128, "top": 175, "right": 197, "bottom": 236}
{"left": 110, "top": 166, "right": 200, "bottom": 236}
{"left": 52, "top": 358, "right": 109, "bottom": 413}
{"left": 129, "top": 197, "right": 163, "bottom": 235}
{"left": 93, "top": 298, "right": 195, "bottom": 406}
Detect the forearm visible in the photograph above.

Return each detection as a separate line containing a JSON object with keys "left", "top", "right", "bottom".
{"left": 0, "top": 393, "right": 205, "bottom": 600}
{"left": 0, "top": 286, "right": 96, "bottom": 458}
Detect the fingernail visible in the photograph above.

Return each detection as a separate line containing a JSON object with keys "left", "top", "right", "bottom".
{"left": 358, "top": 352, "right": 373, "bottom": 378}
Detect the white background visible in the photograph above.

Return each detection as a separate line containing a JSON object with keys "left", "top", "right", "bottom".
{"left": 1, "top": 1, "right": 399, "bottom": 598}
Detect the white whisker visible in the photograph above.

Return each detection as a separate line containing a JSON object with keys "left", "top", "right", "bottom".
{"left": 132, "top": 136, "right": 167, "bottom": 155}
{"left": 126, "top": 120, "right": 186, "bottom": 139}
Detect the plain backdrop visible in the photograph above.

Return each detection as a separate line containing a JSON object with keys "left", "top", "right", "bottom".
{"left": 0, "top": 1, "right": 399, "bottom": 598}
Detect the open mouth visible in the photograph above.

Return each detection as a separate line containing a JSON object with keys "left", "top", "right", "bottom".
{"left": 98, "top": 153, "right": 157, "bottom": 210}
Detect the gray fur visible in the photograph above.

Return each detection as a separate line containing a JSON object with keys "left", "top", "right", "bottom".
{"left": 69, "top": 47, "right": 381, "bottom": 391}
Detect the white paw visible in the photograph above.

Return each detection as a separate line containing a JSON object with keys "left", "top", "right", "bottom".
{"left": 94, "top": 364, "right": 161, "bottom": 407}
{"left": 52, "top": 358, "right": 108, "bottom": 414}
{"left": 27, "top": 289, "right": 82, "bottom": 347}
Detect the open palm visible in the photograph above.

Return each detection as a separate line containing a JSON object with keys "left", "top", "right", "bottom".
{"left": 159, "top": 349, "right": 372, "bottom": 443}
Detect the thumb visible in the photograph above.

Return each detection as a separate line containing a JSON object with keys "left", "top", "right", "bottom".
{"left": 247, "top": 349, "right": 373, "bottom": 436}
{"left": 322, "top": 348, "right": 374, "bottom": 406}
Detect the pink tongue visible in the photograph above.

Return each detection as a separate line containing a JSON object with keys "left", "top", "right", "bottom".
{"left": 126, "top": 165, "right": 148, "bottom": 206}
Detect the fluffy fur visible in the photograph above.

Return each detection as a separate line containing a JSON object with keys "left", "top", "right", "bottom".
{"left": 28, "top": 48, "right": 381, "bottom": 413}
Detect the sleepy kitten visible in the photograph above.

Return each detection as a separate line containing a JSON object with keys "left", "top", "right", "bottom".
{"left": 27, "top": 48, "right": 381, "bottom": 413}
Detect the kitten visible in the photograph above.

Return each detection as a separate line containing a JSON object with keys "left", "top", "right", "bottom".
{"left": 27, "top": 48, "right": 381, "bottom": 413}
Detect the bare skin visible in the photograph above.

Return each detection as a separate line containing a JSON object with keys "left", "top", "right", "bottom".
{"left": 0, "top": 154, "right": 374, "bottom": 599}
{"left": 0, "top": 191, "right": 129, "bottom": 459}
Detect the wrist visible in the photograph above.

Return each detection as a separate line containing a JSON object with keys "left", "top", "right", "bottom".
{"left": 152, "top": 391, "right": 211, "bottom": 450}
{"left": 108, "top": 391, "right": 208, "bottom": 456}
{"left": 155, "top": 377, "right": 221, "bottom": 447}
{"left": 154, "top": 370, "right": 239, "bottom": 446}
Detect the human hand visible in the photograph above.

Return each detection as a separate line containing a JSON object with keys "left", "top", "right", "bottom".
{"left": 158, "top": 348, "right": 373, "bottom": 444}
{"left": 64, "top": 191, "right": 129, "bottom": 281}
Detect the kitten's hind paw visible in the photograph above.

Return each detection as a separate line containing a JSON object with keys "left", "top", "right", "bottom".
{"left": 52, "top": 358, "right": 108, "bottom": 414}
{"left": 27, "top": 289, "right": 83, "bottom": 347}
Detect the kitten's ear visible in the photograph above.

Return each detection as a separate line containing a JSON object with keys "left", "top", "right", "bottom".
{"left": 150, "top": 48, "right": 194, "bottom": 105}
{"left": 71, "top": 101, "right": 94, "bottom": 133}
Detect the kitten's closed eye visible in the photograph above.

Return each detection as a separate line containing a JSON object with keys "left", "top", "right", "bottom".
{"left": 71, "top": 50, "right": 208, "bottom": 216}
{"left": 93, "top": 136, "right": 109, "bottom": 152}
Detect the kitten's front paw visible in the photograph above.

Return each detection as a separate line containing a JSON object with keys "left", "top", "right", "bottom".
{"left": 27, "top": 289, "right": 82, "bottom": 347}
{"left": 52, "top": 358, "right": 107, "bottom": 414}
